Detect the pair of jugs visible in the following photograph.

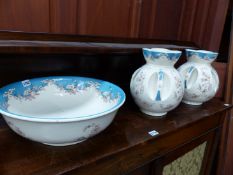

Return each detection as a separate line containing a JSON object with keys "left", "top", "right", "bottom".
{"left": 130, "top": 48, "right": 219, "bottom": 117}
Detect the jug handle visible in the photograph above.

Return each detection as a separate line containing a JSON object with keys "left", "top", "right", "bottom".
{"left": 145, "top": 70, "right": 171, "bottom": 102}
{"left": 184, "top": 66, "right": 196, "bottom": 89}
{"left": 154, "top": 70, "right": 164, "bottom": 101}
{"left": 211, "top": 69, "right": 219, "bottom": 93}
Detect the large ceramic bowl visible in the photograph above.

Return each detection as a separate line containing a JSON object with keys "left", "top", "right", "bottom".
{"left": 0, "top": 76, "right": 125, "bottom": 146}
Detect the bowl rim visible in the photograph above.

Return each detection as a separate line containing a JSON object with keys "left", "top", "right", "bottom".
{"left": 0, "top": 76, "right": 126, "bottom": 122}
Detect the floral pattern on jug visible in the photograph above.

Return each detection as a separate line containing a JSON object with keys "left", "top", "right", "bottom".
{"left": 178, "top": 49, "right": 219, "bottom": 105}
{"left": 130, "top": 48, "right": 184, "bottom": 117}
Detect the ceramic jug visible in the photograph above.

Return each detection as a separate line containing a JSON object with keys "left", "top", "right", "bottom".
{"left": 130, "top": 48, "right": 184, "bottom": 117}
{"left": 178, "top": 49, "right": 219, "bottom": 105}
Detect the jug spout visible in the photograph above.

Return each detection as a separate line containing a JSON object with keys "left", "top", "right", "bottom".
{"left": 143, "top": 48, "right": 181, "bottom": 66}
{"left": 185, "top": 49, "right": 218, "bottom": 64}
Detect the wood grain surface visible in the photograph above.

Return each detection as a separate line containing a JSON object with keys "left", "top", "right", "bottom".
{"left": 0, "top": 99, "right": 230, "bottom": 175}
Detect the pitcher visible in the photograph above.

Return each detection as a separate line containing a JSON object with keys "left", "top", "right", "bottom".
{"left": 130, "top": 48, "right": 184, "bottom": 117}
{"left": 178, "top": 49, "right": 219, "bottom": 105}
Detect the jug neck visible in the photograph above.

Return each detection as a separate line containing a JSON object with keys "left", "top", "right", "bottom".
{"left": 186, "top": 49, "right": 218, "bottom": 65}
{"left": 146, "top": 59, "right": 175, "bottom": 67}
{"left": 143, "top": 48, "right": 181, "bottom": 67}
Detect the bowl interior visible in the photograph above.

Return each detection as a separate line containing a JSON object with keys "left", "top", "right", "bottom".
{"left": 0, "top": 76, "right": 125, "bottom": 120}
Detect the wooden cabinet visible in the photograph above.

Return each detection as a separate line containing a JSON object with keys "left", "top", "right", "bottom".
{"left": 151, "top": 131, "right": 218, "bottom": 175}
{"left": 0, "top": 1, "right": 231, "bottom": 174}
{"left": 0, "top": 33, "right": 230, "bottom": 174}
{"left": 0, "top": 98, "right": 229, "bottom": 175}
{"left": 0, "top": 0, "right": 230, "bottom": 51}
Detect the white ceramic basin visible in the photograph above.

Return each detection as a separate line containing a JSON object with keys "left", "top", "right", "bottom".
{"left": 0, "top": 76, "right": 125, "bottom": 146}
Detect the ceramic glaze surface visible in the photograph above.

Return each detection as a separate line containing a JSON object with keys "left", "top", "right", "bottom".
{"left": 0, "top": 76, "right": 125, "bottom": 146}
{"left": 130, "top": 48, "right": 184, "bottom": 117}
{"left": 178, "top": 49, "right": 219, "bottom": 105}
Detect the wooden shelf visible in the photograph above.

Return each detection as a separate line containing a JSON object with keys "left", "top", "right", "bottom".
{"left": 0, "top": 31, "right": 197, "bottom": 54}
{"left": 0, "top": 98, "right": 230, "bottom": 175}
{"left": 0, "top": 40, "right": 196, "bottom": 54}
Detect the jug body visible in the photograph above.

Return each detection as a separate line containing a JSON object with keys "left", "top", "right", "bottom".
{"left": 130, "top": 48, "right": 184, "bottom": 117}
{"left": 178, "top": 49, "right": 219, "bottom": 105}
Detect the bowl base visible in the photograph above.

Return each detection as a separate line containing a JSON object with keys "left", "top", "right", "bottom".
{"left": 141, "top": 109, "right": 167, "bottom": 117}
{"left": 43, "top": 139, "right": 86, "bottom": 146}
{"left": 182, "top": 100, "right": 202, "bottom": 106}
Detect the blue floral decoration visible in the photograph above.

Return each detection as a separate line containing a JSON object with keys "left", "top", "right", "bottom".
{"left": 142, "top": 49, "right": 151, "bottom": 59}
{"left": 186, "top": 49, "right": 218, "bottom": 60}
{"left": 142, "top": 48, "right": 181, "bottom": 61}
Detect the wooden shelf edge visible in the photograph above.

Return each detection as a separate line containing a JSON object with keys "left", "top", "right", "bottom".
{"left": 0, "top": 31, "right": 198, "bottom": 54}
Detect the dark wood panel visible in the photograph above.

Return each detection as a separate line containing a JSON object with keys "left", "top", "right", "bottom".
{"left": 179, "top": 0, "right": 229, "bottom": 51}
{"left": 139, "top": 0, "right": 229, "bottom": 51}
{"left": 177, "top": 0, "right": 198, "bottom": 41}
{"left": 76, "top": 0, "right": 142, "bottom": 37}
{"left": 190, "top": 0, "right": 212, "bottom": 50}
{"left": 0, "top": 0, "right": 50, "bottom": 32}
{"left": 50, "top": 0, "right": 78, "bottom": 34}
{"left": 201, "top": 0, "right": 230, "bottom": 51}
{"left": 49, "top": 0, "right": 230, "bottom": 51}
{"left": 140, "top": 0, "right": 184, "bottom": 40}
{"left": 138, "top": 0, "right": 156, "bottom": 39}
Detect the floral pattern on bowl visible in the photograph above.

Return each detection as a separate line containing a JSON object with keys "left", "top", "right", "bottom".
{"left": 0, "top": 77, "right": 124, "bottom": 118}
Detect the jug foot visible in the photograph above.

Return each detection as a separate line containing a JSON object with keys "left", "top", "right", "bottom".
{"left": 141, "top": 109, "right": 167, "bottom": 117}
{"left": 182, "top": 100, "right": 202, "bottom": 105}
{"left": 42, "top": 140, "right": 86, "bottom": 146}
